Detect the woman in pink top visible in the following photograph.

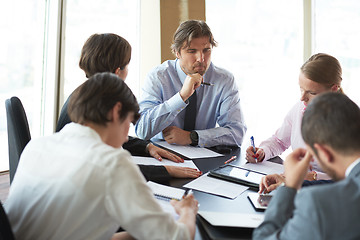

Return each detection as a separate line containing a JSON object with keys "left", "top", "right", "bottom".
{"left": 246, "top": 53, "right": 343, "bottom": 176}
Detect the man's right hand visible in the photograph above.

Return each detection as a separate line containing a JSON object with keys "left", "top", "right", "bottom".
{"left": 258, "top": 174, "right": 285, "bottom": 194}
{"left": 284, "top": 148, "right": 312, "bottom": 190}
{"left": 179, "top": 73, "right": 202, "bottom": 101}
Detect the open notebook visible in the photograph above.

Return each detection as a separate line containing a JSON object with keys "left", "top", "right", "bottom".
{"left": 147, "top": 181, "right": 186, "bottom": 201}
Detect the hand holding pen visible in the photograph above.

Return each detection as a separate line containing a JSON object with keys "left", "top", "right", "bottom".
{"left": 245, "top": 136, "right": 265, "bottom": 163}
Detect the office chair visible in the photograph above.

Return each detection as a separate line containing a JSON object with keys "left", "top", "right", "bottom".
{"left": 0, "top": 201, "right": 15, "bottom": 240}
{"left": 5, "top": 97, "right": 31, "bottom": 184}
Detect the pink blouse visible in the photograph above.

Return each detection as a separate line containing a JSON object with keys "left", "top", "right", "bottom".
{"left": 260, "top": 101, "right": 306, "bottom": 161}
{"left": 259, "top": 101, "right": 323, "bottom": 171}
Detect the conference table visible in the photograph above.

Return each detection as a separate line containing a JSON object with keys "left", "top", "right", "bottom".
{"left": 167, "top": 147, "right": 283, "bottom": 240}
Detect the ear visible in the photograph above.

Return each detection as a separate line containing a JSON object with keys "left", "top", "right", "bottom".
{"left": 176, "top": 51, "right": 181, "bottom": 59}
{"left": 114, "top": 67, "right": 121, "bottom": 77}
{"left": 331, "top": 84, "right": 340, "bottom": 92}
{"left": 313, "top": 143, "right": 335, "bottom": 164}
{"left": 109, "top": 102, "right": 122, "bottom": 122}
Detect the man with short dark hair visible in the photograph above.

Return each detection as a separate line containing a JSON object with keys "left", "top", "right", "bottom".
{"left": 5, "top": 73, "right": 199, "bottom": 240}
{"left": 135, "top": 20, "right": 246, "bottom": 147}
{"left": 253, "top": 92, "right": 360, "bottom": 240}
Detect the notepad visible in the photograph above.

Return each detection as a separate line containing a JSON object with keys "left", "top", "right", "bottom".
{"left": 147, "top": 181, "right": 186, "bottom": 201}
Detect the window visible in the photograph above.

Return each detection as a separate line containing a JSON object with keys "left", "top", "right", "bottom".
{"left": 314, "top": 0, "right": 360, "bottom": 105}
{"left": 206, "top": 0, "right": 304, "bottom": 150}
{"left": 63, "top": 0, "right": 140, "bottom": 102}
{"left": 0, "top": 1, "right": 49, "bottom": 171}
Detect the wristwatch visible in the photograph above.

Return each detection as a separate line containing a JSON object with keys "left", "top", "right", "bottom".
{"left": 190, "top": 131, "right": 199, "bottom": 146}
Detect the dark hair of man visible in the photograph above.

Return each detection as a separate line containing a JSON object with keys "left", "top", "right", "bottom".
{"left": 79, "top": 33, "right": 131, "bottom": 78}
{"left": 68, "top": 72, "right": 140, "bottom": 126}
{"left": 301, "top": 92, "right": 360, "bottom": 156}
{"left": 171, "top": 19, "right": 217, "bottom": 56}
{"left": 301, "top": 53, "right": 343, "bottom": 93}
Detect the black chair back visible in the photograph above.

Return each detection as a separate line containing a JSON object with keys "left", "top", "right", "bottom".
{"left": 5, "top": 97, "right": 31, "bottom": 184}
{"left": 0, "top": 201, "right": 15, "bottom": 240}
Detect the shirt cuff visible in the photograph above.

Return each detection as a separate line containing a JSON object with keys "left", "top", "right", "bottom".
{"left": 165, "top": 92, "right": 187, "bottom": 114}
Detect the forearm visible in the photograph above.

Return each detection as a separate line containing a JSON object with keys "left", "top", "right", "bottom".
{"left": 260, "top": 135, "right": 290, "bottom": 161}
{"left": 138, "top": 165, "right": 171, "bottom": 182}
{"left": 136, "top": 93, "right": 186, "bottom": 140}
{"left": 197, "top": 125, "right": 246, "bottom": 147}
{"left": 123, "top": 136, "right": 149, "bottom": 156}
{"left": 253, "top": 186, "right": 297, "bottom": 239}
{"left": 177, "top": 208, "right": 196, "bottom": 240}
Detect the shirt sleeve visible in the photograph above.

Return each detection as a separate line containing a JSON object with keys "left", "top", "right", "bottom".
{"left": 197, "top": 76, "right": 246, "bottom": 147}
{"left": 104, "top": 151, "right": 190, "bottom": 240}
{"left": 135, "top": 70, "right": 187, "bottom": 140}
{"left": 253, "top": 186, "right": 322, "bottom": 240}
{"left": 259, "top": 105, "right": 295, "bottom": 161}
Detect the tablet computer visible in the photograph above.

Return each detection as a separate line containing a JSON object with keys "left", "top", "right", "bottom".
{"left": 208, "top": 165, "right": 265, "bottom": 188}
{"left": 247, "top": 192, "right": 272, "bottom": 211}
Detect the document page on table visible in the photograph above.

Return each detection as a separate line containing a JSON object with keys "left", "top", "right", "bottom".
{"left": 154, "top": 141, "right": 223, "bottom": 159}
{"left": 240, "top": 161, "right": 284, "bottom": 175}
{"left": 132, "top": 156, "right": 199, "bottom": 170}
{"left": 183, "top": 172, "right": 248, "bottom": 199}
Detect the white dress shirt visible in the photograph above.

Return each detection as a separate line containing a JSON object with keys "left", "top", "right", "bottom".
{"left": 5, "top": 123, "right": 189, "bottom": 240}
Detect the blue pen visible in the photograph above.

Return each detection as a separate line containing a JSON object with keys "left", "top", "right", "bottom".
{"left": 250, "top": 136, "right": 257, "bottom": 163}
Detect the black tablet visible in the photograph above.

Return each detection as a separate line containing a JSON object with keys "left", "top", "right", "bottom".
{"left": 247, "top": 192, "right": 272, "bottom": 211}
{"left": 208, "top": 165, "right": 265, "bottom": 188}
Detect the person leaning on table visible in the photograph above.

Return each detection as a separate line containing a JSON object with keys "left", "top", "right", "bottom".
{"left": 5, "top": 72, "right": 199, "bottom": 240}
{"left": 56, "top": 33, "right": 201, "bottom": 181}
{"left": 135, "top": 19, "right": 246, "bottom": 147}
{"left": 253, "top": 92, "right": 360, "bottom": 240}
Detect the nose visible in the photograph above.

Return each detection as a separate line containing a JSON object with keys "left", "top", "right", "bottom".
{"left": 300, "top": 91, "right": 308, "bottom": 103}
{"left": 196, "top": 52, "right": 204, "bottom": 62}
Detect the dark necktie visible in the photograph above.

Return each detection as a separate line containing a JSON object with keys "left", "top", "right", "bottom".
{"left": 183, "top": 91, "right": 197, "bottom": 131}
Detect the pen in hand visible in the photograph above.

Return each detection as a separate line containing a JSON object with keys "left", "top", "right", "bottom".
{"left": 250, "top": 136, "right": 257, "bottom": 163}
{"left": 201, "top": 82, "right": 214, "bottom": 86}
{"left": 183, "top": 189, "right": 193, "bottom": 199}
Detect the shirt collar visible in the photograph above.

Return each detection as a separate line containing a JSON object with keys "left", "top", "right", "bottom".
{"left": 175, "top": 58, "right": 188, "bottom": 83}
{"left": 345, "top": 158, "right": 360, "bottom": 177}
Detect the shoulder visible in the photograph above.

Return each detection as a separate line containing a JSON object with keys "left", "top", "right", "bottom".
{"left": 147, "top": 60, "right": 176, "bottom": 78}
{"left": 209, "top": 63, "right": 235, "bottom": 82}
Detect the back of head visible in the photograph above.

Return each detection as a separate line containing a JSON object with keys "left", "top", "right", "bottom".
{"left": 68, "top": 72, "right": 139, "bottom": 126}
{"left": 302, "top": 92, "right": 360, "bottom": 156}
{"left": 171, "top": 19, "right": 217, "bottom": 55}
{"left": 79, "top": 33, "right": 131, "bottom": 78}
{"left": 301, "top": 53, "right": 343, "bottom": 92}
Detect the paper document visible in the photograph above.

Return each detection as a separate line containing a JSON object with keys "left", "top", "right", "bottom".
{"left": 147, "top": 181, "right": 182, "bottom": 220}
{"left": 154, "top": 141, "right": 223, "bottom": 159}
{"left": 183, "top": 173, "right": 248, "bottom": 199}
{"left": 132, "top": 156, "right": 199, "bottom": 170}
{"left": 240, "top": 161, "right": 284, "bottom": 175}
{"left": 198, "top": 211, "right": 264, "bottom": 228}
{"left": 147, "top": 181, "right": 185, "bottom": 200}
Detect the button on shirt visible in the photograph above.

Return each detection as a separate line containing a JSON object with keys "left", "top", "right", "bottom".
{"left": 135, "top": 59, "right": 247, "bottom": 147}
{"left": 5, "top": 123, "right": 189, "bottom": 240}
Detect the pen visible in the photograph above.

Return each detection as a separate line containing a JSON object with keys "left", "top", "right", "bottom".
{"left": 224, "top": 155, "right": 237, "bottom": 164}
{"left": 245, "top": 171, "right": 250, "bottom": 177}
{"left": 250, "top": 136, "right": 257, "bottom": 163}
{"left": 201, "top": 82, "right": 214, "bottom": 86}
{"left": 183, "top": 189, "right": 193, "bottom": 199}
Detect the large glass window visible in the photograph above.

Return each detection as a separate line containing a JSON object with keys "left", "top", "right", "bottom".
{"left": 0, "top": 1, "right": 49, "bottom": 171}
{"left": 63, "top": 0, "right": 140, "bottom": 103}
{"left": 206, "top": 0, "right": 304, "bottom": 150}
{"left": 314, "top": 0, "right": 360, "bottom": 105}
